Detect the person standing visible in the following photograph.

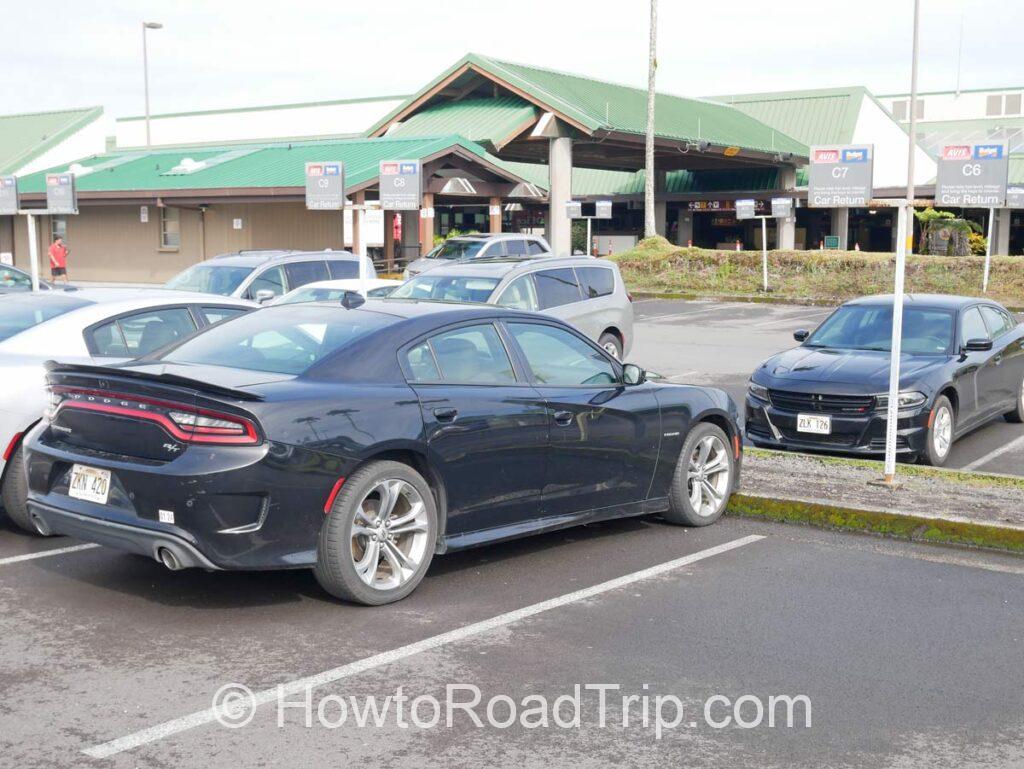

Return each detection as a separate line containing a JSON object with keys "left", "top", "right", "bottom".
{"left": 48, "top": 236, "right": 69, "bottom": 284}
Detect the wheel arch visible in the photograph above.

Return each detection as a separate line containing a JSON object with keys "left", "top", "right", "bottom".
{"left": 936, "top": 384, "right": 959, "bottom": 417}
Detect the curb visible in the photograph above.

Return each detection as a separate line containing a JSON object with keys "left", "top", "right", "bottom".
{"left": 632, "top": 291, "right": 1024, "bottom": 313}
{"left": 725, "top": 493, "right": 1024, "bottom": 554}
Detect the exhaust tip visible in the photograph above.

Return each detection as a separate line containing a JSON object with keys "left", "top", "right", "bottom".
{"left": 30, "top": 513, "right": 52, "bottom": 537}
{"left": 157, "top": 547, "right": 182, "bottom": 571}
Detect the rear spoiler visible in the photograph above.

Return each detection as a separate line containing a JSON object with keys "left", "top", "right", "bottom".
{"left": 44, "top": 361, "right": 265, "bottom": 402}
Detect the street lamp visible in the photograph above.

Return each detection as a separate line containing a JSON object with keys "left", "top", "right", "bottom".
{"left": 142, "top": 21, "right": 163, "bottom": 147}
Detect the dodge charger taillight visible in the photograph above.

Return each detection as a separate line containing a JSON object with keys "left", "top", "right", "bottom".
{"left": 48, "top": 386, "right": 260, "bottom": 446}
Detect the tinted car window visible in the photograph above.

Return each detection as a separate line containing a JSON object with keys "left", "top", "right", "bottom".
{"left": 480, "top": 241, "right": 507, "bottom": 258}
{"left": 327, "top": 259, "right": 360, "bottom": 279}
{"left": 534, "top": 268, "right": 583, "bottom": 309}
{"left": 391, "top": 275, "right": 500, "bottom": 304}
{"left": 0, "top": 295, "right": 91, "bottom": 343}
{"left": 981, "top": 306, "right": 1015, "bottom": 338}
{"left": 808, "top": 305, "right": 955, "bottom": 355}
{"left": 495, "top": 274, "right": 539, "bottom": 311}
{"left": 90, "top": 308, "right": 198, "bottom": 357}
{"left": 430, "top": 240, "right": 485, "bottom": 260}
{"left": 284, "top": 261, "right": 330, "bottom": 289}
{"left": 201, "top": 306, "right": 248, "bottom": 325}
{"left": 161, "top": 306, "right": 392, "bottom": 375}
{"left": 509, "top": 322, "right": 616, "bottom": 386}
{"left": 414, "top": 324, "right": 516, "bottom": 384}
{"left": 960, "top": 307, "right": 989, "bottom": 345}
{"left": 526, "top": 239, "right": 547, "bottom": 256}
{"left": 576, "top": 266, "right": 615, "bottom": 298}
{"left": 406, "top": 341, "right": 441, "bottom": 382}
{"left": 0, "top": 268, "right": 31, "bottom": 290}
{"left": 246, "top": 265, "right": 287, "bottom": 299}
{"left": 165, "top": 264, "right": 253, "bottom": 295}
{"left": 503, "top": 239, "right": 529, "bottom": 257}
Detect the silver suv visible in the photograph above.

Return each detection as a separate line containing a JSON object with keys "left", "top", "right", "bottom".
{"left": 390, "top": 255, "right": 634, "bottom": 359}
{"left": 165, "top": 249, "right": 376, "bottom": 303}
{"left": 404, "top": 233, "right": 551, "bottom": 279}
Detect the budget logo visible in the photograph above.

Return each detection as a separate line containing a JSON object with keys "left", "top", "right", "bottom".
{"left": 324, "top": 164, "right": 340, "bottom": 175}
{"left": 813, "top": 149, "right": 840, "bottom": 163}
{"left": 307, "top": 165, "right": 323, "bottom": 176}
{"left": 974, "top": 144, "right": 1003, "bottom": 160}
{"left": 58, "top": 175, "right": 70, "bottom": 184}
{"left": 942, "top": 145, "right": 972, "bottom": 160}
{"left": 380, "top": 163, "right": 399, "bottom": 175}
{"left": 841, "top": 148, "right": 868, "bottom": 163}
{"left": 400, "top": 163, "right": 418, "bottom": 175}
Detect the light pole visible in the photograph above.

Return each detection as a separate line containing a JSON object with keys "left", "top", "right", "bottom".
{"left": 142, "top": 21, "right": 163, "bottom": 147}
{"left": 643, "top": 0, "right": 657, "bottom": 239}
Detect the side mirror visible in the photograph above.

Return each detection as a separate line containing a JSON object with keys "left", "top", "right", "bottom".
{"left": 962, "top": 337, "right": 993, "bottom": 353}
{"left": 622, "top": 363, "right": 646, "bottom": 386}
{"left": 255, "top": 289, "right": 275, "bottom": 304}
{"left": 793, "top": 329, "right": 810, "bottom": 342}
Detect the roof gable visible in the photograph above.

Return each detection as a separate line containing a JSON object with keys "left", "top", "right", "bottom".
{"left": 0, "top": 106, "right": 103, "bottom": 174}
{"left": 705, "top": 87, "right": 866, "bottom": 146}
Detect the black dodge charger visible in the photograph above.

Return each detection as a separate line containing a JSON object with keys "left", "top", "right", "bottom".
{"left": 746, "top": 294, "right": 1024, "bottom": 465}
{"left": 24, "top": 300, "right": 741, "bottom": 605}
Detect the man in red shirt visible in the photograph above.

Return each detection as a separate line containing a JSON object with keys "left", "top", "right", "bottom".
{"left": 48, "top": 236, "right": 69, "bottom": 283}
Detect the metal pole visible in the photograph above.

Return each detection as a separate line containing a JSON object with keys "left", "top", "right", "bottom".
{"left": 25, "top": 213, "right": 39, "bottom": 291}
{"left": 587, "top": 217, "right": 592, "bottom": 256}
{"left": 643, "top": 0, "right": 657, "bottom": 239}
{"left": 761, "top": 216, "right": 769, "bottom": 291}
{"left": 883, "top": 0, "right": 920, "bottom": 484}
{"left": 983, "top": 206, "right": 994, "bottom": 292}
{"left": 142, "top": 23, "right": 151, "bottom": 147}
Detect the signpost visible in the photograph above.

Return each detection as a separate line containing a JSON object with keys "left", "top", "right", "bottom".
{"left": 566, "top": 200, "right": 612, "bottom": 254}
{"left": 304, "top": 162, "right": 345, "bottom": 210}
{"left": 737, "top": 198, "right": 791, "bottom": 292}
{"left": 807, "top": 145, "right": 874, "bottom": 208}
{"left": 935, "top": 142, "right": 1009, "bottom": 293}
{"left": 379, "top": 160, "right": 422, "bottom": 211}
{"left": 771, "top": 197, "right": 793, "bottom": 219}
{"left": 0, "top": 176, "right": 17, "bottom": 216}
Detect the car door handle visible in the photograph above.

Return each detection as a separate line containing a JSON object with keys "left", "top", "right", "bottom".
{"left": 553, "top": 410, "right": 574, "bottom": 426}
{"left": 433, "top": 408, "right": 458, "bottom": 422}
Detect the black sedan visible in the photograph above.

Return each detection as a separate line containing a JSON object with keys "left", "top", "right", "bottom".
{"left": 23, "top": 300, "right": 741, "bottom": 605}
{"left": 746, "top": 294, "right": 1024, "bottom": 466}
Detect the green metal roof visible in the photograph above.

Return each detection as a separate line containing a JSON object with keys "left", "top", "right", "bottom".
{"left": 369, "top": 53, "right": 807, "bottom": 157}
{"left": 385, "top": 96, "right": 539, "bottom": 151}
{"left": 17, "top": 134, "right": 523, "bottom": 195}
{"left": 706, "top": 87, "right": 867, "bottom": 147}
{"left": 118, "top": 94, "right": 406, "bottom": 122}
{"left": 0, "top": 106, "right": 103, "bottom": 174}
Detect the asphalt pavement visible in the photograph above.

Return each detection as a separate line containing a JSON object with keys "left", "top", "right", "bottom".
{"left": 630, "top": 298, "right": 1024, "bottom": 476}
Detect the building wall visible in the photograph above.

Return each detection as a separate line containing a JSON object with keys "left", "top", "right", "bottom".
{"left": 852, "top": 97, "right": 936, "bottom": 188}
{"left": 883, "top": 89, "right": 1024, "bottom": 122}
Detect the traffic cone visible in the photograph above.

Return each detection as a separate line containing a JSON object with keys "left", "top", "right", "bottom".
{"left": 854, "top": 242, "right": 861, "bottom": 251}
{"left": 735, "top": 239, "right": 742, "bottom": 251}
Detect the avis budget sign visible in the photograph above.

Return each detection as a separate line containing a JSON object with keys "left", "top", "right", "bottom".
{"left": 807, "top": 145, "right": 873, "bottom": 207}
{"left": 935, "top": 143, "right": 1008, "bottom": 207}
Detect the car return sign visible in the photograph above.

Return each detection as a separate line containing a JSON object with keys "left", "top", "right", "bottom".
{"left": 935, "top": 144, "right": 1009, "bottom": 207}
{"left": 0, "top": 176, "right": 17, "bottom": 216}
{"left": 808, "top": 145, "right": 873, "bottom": 207}
{"left": 305, "top": 162, "right": 345, "bottom": 210}
{"left": 379, "top": 160, "right": 422, "bottom": 210}
{"left": 45, "top": 173, "right": 77, "bottom": 214}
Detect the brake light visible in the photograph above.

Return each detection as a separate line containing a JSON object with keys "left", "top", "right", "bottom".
{"left": 49, "top": 386, "right": 259, "bottom": 446}
{"left": 3, "top": 432, "right": 23, "bottom": 462}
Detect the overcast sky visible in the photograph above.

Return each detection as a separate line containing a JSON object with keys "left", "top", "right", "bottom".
{"left": 4, "top": 0, "right": 1020, "bottom": 131}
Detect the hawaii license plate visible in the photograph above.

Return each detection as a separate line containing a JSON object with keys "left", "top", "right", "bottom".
{"left": 68, "top": 464, "right": 111, "bottom": 505}
{"left": 796, "top": 413, "right": 832, "bottom": 435}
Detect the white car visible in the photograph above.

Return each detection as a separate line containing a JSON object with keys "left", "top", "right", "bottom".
{"left": 403, "top": 234, "right": 551, "bottom": 279}
{"left": 271, "top": 278, "right": 402, "bottom": 306}
{"left": 0, "top": 289, "right": 254, "bottom": 534}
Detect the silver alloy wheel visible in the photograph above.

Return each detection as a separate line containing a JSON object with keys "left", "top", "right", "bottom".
{"left": 933, "top": 405, "right": 953, "bottom": 458}
{"left": 350, "top": 479, "right": 430, "bottom": 591}
{"left": 603, "top": 341, "right": 620, "bottom": 359}
{"left": 686, "top": 434, "right": 731, "bottom": 517}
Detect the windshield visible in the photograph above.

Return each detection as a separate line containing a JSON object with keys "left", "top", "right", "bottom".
{"left": 428, "top": 240, "right": 486, "bottom": 261}
{"left": 806, "top": 305, "right": 955, "bottom": 355}
{"left": 164, "top": 264, "right": 254, "bottom": 295}
{"left": 276, "top": 287, "right": 353, "bottom": 306}
{"left": 0, "top": 294, "right": 91, "bottom": 343}
{"left": 160, "top": 305, "right": 393, "bottom": 374}
{"left": 390, "top": 274, "right": 500, "bottom": 304}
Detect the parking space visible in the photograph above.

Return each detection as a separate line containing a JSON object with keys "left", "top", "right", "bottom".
{"left": 1, "top": 516, "right": 1022, "bottom": 766}
{"left": 630, "top": 298, "right": 1024, "bottom": 476}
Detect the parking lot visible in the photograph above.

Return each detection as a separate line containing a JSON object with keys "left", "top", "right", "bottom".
{"left": 630, "top": 298, "right": 1024, "bottom": 477}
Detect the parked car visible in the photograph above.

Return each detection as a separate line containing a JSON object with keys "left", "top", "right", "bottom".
{"left": 272, "top": 278, "right": 402, "bottom": 306}
{"left": 0, "top": 265, "right": 52, "bottom": 293}
{"left": 24, "top": 300, "right": 740, "bottom": 605}
{"left": 746, "top": 294, "right": 1024, "bottom": 466}
{"left": 403, "top": 233, "right": 550, "bottom": 279}
{"left": 0, "top": 289, "right": 254, "bottom": 533}
{"left": 390, "top": 256, "right": 634, "bottom": 358}
{"left": 164, "top": 250, "right": 376, "bottom": 303}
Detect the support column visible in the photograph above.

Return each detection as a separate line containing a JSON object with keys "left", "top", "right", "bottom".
{"left": 777, "top": 165, "right": 797, "bottom": 250}
{"left": 399, "top": 211, "right": 419, "bottom": 269}
{"left": 995, "top": 208, "right": 1012, "bottom": 256}
{"left": 654, "top": 169, "right": 667, "bottom": 237}
{"left": 830, "top": 207, "right": 849, "bottom": 250}
{"left": 489, "top": 196, "right": 502, "bottom": 234}
{"left": 676, "top": 209, "right": 693, "bottom": 246}
{"left": 383, "top": 210, "right": 396, "bottom": 270}
{"left": 419, "top": 192, "right": 435, "bottom": 257}
{"left": 351, "top": 192, "right": 364, "bottom": 256}
{"left": 547, "top": 137, "right": 572, "bottom": 255}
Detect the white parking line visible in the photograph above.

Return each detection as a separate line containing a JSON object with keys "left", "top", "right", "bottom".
{"left": 645, "top": 305, "right": 740, "bottom": 323}
{"left": 961, "top": 435, "right": 1024, "bottom": 471}
{"left": 0, "top": 543, "right": 99, "bottom": 566}
{"left": 83, "top": 534, "right": 766, "bottom": 759}
{"left": 665, "top": 370, "right": 699, "bottom": 381}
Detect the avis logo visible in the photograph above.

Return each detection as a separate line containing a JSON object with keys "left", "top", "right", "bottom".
{"left": 380, "top": 163, "right": 399, "bottom": 175}
{"left": 814, "top": 149, "right": 839, "bottom": 163}
{"left": 942, "top": 145, "right": 972, "bottom": 160}
{"left": 974, "top": 144, "right": 1003, "bottom": 160}
{"left": 307, "top": 165, "right": 323, "bottom": 176}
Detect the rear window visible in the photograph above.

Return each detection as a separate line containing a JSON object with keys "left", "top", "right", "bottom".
{"left": 0, "top": 294, "right": 91, "bottom": 343}
{"left": 327, "top": 260, "right": 360, "bottom": 279}
{"left": 391, "top": 274, "right": 500, "bottom": 304}
{"left": 534, "top": 268, "right": 582, "bottom": 309}
{"left": 576, "top": 266, "right": 615, "bottom": 298}
{"left": 160, "top": 305, "right": 393, "bottom": 375}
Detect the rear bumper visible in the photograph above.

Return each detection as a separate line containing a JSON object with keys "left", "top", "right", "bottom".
{"left": 28, "top": 501, "right": 220, "bottom": 570}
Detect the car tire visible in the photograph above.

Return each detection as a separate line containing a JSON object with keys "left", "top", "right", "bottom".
{"left": 919, "top": 395, "right": 954, "bottom": 467}
{"left": 314, "top": 460, "right": 437, "bottom": 606}
{"left": 1, "top": 445, "right": 42, "bottom": 535}
{"left": 663, "top": 423, "right": 734, "bottom": 527}
{"left": 1004, "top": 375, "right": 1024, "bottom": 423}
{"left": 598, "top": 332, "right": 623, "bottom": 360}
